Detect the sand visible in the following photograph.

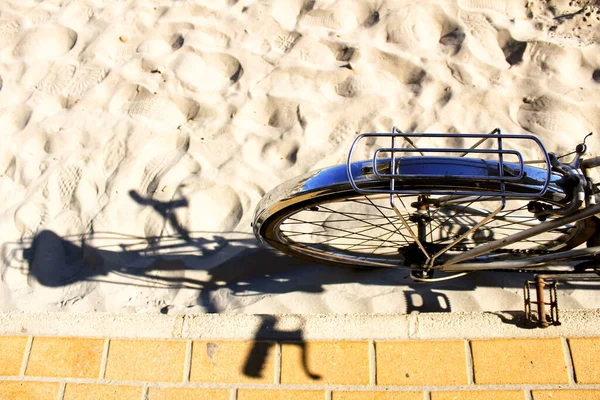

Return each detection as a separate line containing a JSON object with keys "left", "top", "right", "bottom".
{"left": 0, "top": 0, "right": 599, "bottom": 315}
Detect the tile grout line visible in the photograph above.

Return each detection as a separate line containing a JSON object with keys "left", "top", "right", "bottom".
{"left": 57, "top": 381, "right": 66, "bottom": 400}
{"left": 141, "top": 384, "right": 148, "bottom": 400}
{"left": 561, "top": 337, "right": 576, "bottom": 385}
{"left": 465, "top": 339, "right": 475, "bottom": 385}
{"left": 5, "top": 374, "right": 600, "bottom": 391}
{"left": 275, "top": 342, "right": 282, "bottom": 385}
{"left": 325, "top": 388, "right": 332, "bottom": 400}
{"left": 19, "top": 336, "right": 33, "bottom": 377}
{"left": 369, "top": 340, "right": 376, "bottom": 386}
{"left": 99, "top": 338, "right": 110, "bottom": 380}
{"left": 525, "top": 388, "right": 533, "bottom": 400}
{"left": 231, "top": 387, "right": 237, "bottom": 400}
{"left": 424, "top": 390, "right": 431, "bottom": 400}
{"left": 184, "top": 340, "right": 192, "bottom": 383}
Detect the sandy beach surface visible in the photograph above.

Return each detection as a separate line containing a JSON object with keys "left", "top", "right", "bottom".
{"left": 1, "top": 0, "right": 599, "bottom": 315}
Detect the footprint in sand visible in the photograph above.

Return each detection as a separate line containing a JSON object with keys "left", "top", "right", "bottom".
{"left": 66, "top": 62, "right": 109, "bottom": 98}
{"left": 288, "top": 38, "right": 337, "bottom": 67}
{"left": 45, "top": 164, "right": 83, "bottom": 214}
{"left": 458, "top": 0, "right": 528, "bottom": 19}
{"left": 172, "top": 49, "right": 243, "bottom": 93}
{"left": 335, "top": 75, "right": 377, "bottom": 97}
{"left": 36, "top": 63, "right": 76, "bottom": 95}
{"left": 514, "top": 95, "right": 592, "bottom": 137}
{"left": 360, "top": 49, "right": 426, "bottom": 87}
{"left": 60, "top": 2, "right": 94, "bottom": 28}
{"left": 301, "top": 0, "right": 376, "bottom": 30}
{"left": 110, "top": 84, "right": 199, "bottom": 132}
{"left": 0, "top": 14, "right": 21, "bottom": 48}
{"left": 459, "top": 11, "right": 510, "bottom": 69}
{"left": 13, "top": 25, "right": 77, "bottom": 61}
{"left": 384, "top": 5, "right": 444, "bottom": 52}
{"left": 138, "top": 132, "right": 190, "bottom": 195}
{"left": 271, "top": 32, "right": 301, "bottom": 55}
{"left": 522, "top": 41, "right": 582, "bottom": 76}
{"left": 102, "top": 136, "right": 127, "bottom": 177}
{"left": 27, "top": 9, "right": 52, "bottom": 25}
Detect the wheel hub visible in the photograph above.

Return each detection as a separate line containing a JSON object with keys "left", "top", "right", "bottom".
{"left": 398, "top": 242, "right": 446, "bottom": 267}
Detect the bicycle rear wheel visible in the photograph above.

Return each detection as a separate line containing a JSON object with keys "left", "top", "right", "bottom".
{"left": 253, "top": 157, "right": 591, "bottom": 269}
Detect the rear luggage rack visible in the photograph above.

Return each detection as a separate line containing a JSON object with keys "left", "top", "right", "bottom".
{"left": 347, "top": 127, "right": 552, "bottom": 197}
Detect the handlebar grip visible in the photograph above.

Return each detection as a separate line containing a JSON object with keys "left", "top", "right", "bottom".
{"left": 581, "top": 157, "right": 600, "bottom": 169}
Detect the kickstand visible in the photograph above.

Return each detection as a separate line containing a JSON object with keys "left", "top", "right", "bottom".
{"left": 524, "top": 275, "right": 560, "bottom": 328}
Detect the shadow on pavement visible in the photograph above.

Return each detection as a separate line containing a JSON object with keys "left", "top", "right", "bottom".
{"left": 244, "top": 315, "right": 321, "bottom": 380}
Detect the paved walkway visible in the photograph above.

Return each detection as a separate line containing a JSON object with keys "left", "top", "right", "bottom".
{"left": 1, "top": 311, "right": 600, "bottom": 399}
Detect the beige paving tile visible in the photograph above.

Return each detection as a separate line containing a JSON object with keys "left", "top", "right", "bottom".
{"left": 532, "top": 389, "right": 600, "bottom": 400}
{"left": 568, "top": 338, "right": 600, "bottom": 384}
{"left": 332, "top": 391, "right": 422, "bottom": 400}
{"left": 190, "top": 341, "right": 276, "bottom": 384}
{"left": 237, "top": 389, "right": 325, "bottom": 400}
{"left": 0, "top": 336, "right": 28, "bottom": 376}
{"left": 431, "top": 390, "right": 526, "bottom": 400}
{"left": 63, "top": 383, "right": 142, "bottom": 400}
{"left": 376, "top": 340, "right": 467, "bottom": 386}
{"left": 471, "top": 338, "right": 569, "bottom": 385}
{"left": 0, "top": 381, "right": 60, "bottom": 400}
{"left": 147, "top": 387, "right": 230, "bottom": 400}
{"left": 105, "top": 339, "right": 186, "bottom": 382}
{"left": 25, "top": 337, "right": 104, "bottom": 378}
{"left": 281, "top": 341, "right": 369, "bottom": 385}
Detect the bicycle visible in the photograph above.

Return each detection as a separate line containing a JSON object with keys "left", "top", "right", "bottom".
{"left": 252, "top": 127, "right": 600, "bottom": 327}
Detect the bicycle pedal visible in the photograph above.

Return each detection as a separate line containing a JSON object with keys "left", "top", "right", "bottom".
{"left": 523, "top": 276, "right": 560, "bottom": 328}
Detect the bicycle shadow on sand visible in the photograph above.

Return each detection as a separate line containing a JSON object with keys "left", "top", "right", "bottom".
{"left": 3, "top": 191, "right": 593, "bottom": 378}
{"left": 2, "top": 190, "right": 479, "bottom": 313}
{"left": 7, "top": 190, "right": 594, "bottom": 316}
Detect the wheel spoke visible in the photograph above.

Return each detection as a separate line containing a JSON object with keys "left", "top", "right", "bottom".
{"left": 317, "top": 204, "right": 410, "bottom": 240}
{"left": 285, "top": 217, "right": 403, "bottom": 245}
{"left": 274, "top": 192, "right": 578, "bottom": 267}
{"left": 364, "top": 196, "right": 413, "bottom": 245}
{"left": 425, "top": 197, "right": 481, "bottom": 243}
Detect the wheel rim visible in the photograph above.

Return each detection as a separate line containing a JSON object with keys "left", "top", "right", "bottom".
{"left": 266, "top": 193, "right": 582, "bottom": 268}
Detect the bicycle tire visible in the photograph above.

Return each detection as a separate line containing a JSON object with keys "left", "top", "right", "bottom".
{"left": 253, "top": 157, "right": 593, "bottom": 269}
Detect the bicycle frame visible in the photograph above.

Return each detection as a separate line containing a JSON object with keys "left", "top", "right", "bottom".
{"left": 440, "top": 203, "right": 600, "bottom": 270}
{"left": 348, "top": 127, "right": 600, "bottom": 271}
